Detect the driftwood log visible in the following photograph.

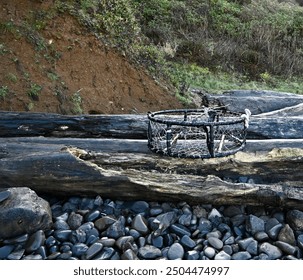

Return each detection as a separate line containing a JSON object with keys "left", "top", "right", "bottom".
{"left": 0, "top": 137, "right": 303, "bottom": 209}
{"left": 0, "top": 111, "right": 302, "bottom": 139}
{"left": 200, "top": 90, "right": 303, "bottom": 114}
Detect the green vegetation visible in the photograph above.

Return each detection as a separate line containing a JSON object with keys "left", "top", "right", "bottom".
{"left": 0, "top": 86, "right": 9, "bottom": 99}
{"left": 53, "top": 0, "right": 302, "bottom": 98}
{"left": 27, "top": 83, "right": 42, "bottom": 101}
{"left": 1, "top": 0, "right": 302, "bottom": 108}
{"left": 71, "top": 89, "right": 83, "bottom": 114}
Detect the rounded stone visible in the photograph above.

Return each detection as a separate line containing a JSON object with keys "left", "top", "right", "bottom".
{"left": 246, "top": 215, "right": 265, "bottom": 235}
{"left": 297, "top": 234, "right": 303, "bottom": 250}
{"left": 84, "top": 242, "right": 103, "bottom": 260}
{"left": 95, "top": 216, "right": 116, "bottom": 231}
{"left": 275, "top": 241, "right": 296, "bottom": 255}
{"left": 198, "top": 218, "right": 212, "bottom": 235}
{"left": 232, "top": 251, "right": 252, "bottom": 260}
{"left": 85, "top": 210, "right": 100, "bottom": 222}
{"left": 130, "top": 201, "right": 149, "bottom": 214}
{"left": 167, "top": 243, "right": 184, "bottom": 260}
{"left": 72, "top": 243, "right": 88, "bottom": 257}
{"left": 7, "top": 249, "right": 25, "bottom": 260}
{"left": 25, "top": 230, "right": 45, "bottom": 254}
{"left": 132, "top": 214, "right": 149, "bottom": 235}
{"left": 138, "top": 245, "right": 162, "bottom": 260}
{"left": 53, "top": 219, "right": 70, "bottom": 230}
{"left": 0, "top": 245, "right": 14, "bottom": 259}
{"left": 53, "top": 229, "right": 72, "bottom": 242}
{"left": 186, "top": 250, "right": 199, "bottom": 260}
{"left": 208, "top": 237, "right": 223, "bottom": 250}
{"left": 214, "top": 251, "right": 231, "bottom": 260}
{"left": 180, "top": 235, "right": 196, "bottom": 250}
{"left": 204, "top": 247, "right": 216, "bottom": 259}
{"left": 267, "top": 224, "right": 283, "bottom": 240}
{"left": 278, "top": 224, "right": 296, "bottom": 245}
{"left": 0, "top": 190, "right": 10, "bottom": 203}
{"left": 259, "top": 242, "right": 283, "bottom": 260}
{"left": 254, "top": 231, "right": 269, "bottom": 242}
{"left": 286, "top": 210, "right": 303, "bottom": 231}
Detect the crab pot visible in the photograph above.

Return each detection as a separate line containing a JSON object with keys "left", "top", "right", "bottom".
{"left": 147, "top": 108, "right": 250, "bottom": 159}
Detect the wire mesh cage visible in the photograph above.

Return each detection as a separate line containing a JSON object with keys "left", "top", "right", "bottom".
{"left": 147, "top": 108, "right": 251, "bottom": 159}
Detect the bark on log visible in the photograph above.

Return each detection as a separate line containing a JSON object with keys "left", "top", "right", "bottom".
{"left": 1, "top": 137, "right": 303, "bottom": 209}
{"left": 200, "top": 90, "right": 303, "bottom": 115}
{"left": 0, "top": 111, "right": 302, "bottom": 139}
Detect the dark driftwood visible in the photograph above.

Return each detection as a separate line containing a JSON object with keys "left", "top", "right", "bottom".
{"left": 0, "top": 111, "right": 302, "bottom": 139}
{"left": 1, "top": 137, "right": 303, "bottom": 209}
{"left": 201, "top": 90, "right": 303, "bottom": 115}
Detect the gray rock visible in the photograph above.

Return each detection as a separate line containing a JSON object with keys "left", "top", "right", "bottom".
{"left": 168, "top": 243, "right": 184, "bottom": 260}
{"left": 180, "top": 235, "right": 196, "bottom": 249}
{"left": 193, "top": 206, "right": 207, "bottom": 218}
{"left": 130, "top": 201, "right": 149, "bottom": 214}
{"left": 0, "top": 190, "right": 10, "bottom": 203}
{"left": 0, "top": 245, "right": 14, "bottom": 259}
{"left": 170, "top": 223, "right": 191, "bottom": 237}
{"left": 85, "top": 210, "right": 100, "bottom": 222}
{"left": 106, "top": 218, "right": 125, "bottom": 239}
{"left": 53, "top": 219, "right": 70, "bottom": 230}
{"left": 267, "top": 224, "right": 283, "bottom": 240}
{"left": 122, "top": 249, "right": 139, "bottom": 260}
{"left": 84, "top": 242, "right": 103, "bottom": 259}
{"left": 154, "top": 211, "right": 177, "bottom": 236}
{"left": 132, "top": 214, "right": 149, "bottom": 235}
{"left": 265, "top": 218, "right": 280, "bottom": 232}
{"left": 115, "top": 236, "right": 134, "bottom": 251}
{"left": 204, "top": 247, "right": 216, "bottom": 259}
{"left": 178, "top": 213, "right": 192, "bottom": 226}
{"left": 25, "top": 230, "right": 45, "bottom": 253}
{"left": 138, "top": 245, "right": 162, "bottom": 259}
{"left": 72, "top": 243, "right": 88, "bottom": 257}
{"left": 246, "top": 240, "right": 258, "bottom": 256}
{"left": 238, "top": 237, "right": 254, "bottom": 250}
{"left": 254, "top": 231, "right": 269, "bottom": 242}
{"left": 0, "top": 187, "right": 52, "bottom": 239}
{"left": 223, "top": 206, "right": 243, "bottom": 217}
{"left": 208, "top": 208, "right": 222, "bottom": 220}
{"left": 152, "top": 235, "right": 163, "bottom": 248}
{"left": 149, "top": 206, "right": 163, "bottom": 216}
{"left": 287, "top": 210, "right": 303, "bottom": 231}
{"left": 68, "top": 212, "right": 83, "bottom": 230}
{"left": 3, "top": 233, "right": 28, "bottom": 245}
{"left": 186, "top": 250, "right": 199, "bottom": 260}
{"left": 208, "top": 237, "right": 223, "bottom": 250}
{"left": 7, "top": 249, "right": 25, "bottom": 260}
{"left": 98, "top": 237, "right": 116, "bottom": 247}
{"left": 231, "top": 214, "right": 246, "bottom": 227}
{"left": 223, "top": 245, "right": 233, "bottom": 255}
{"left": 53, "top": 229, "right": 72, "bottom": 242}
{"left": 275, "top": 241, "right": 296, "bottom": 255}
{"left": 94, "top": 247, "right": 115, "bottom": 260}
{"left": 232, "top": 251, "right": 252, "bottom": 260}
{"left": 278, "top": 224, "right": 296, "bottom": 245}
{"left": 198, "top": 218, "right": 212, "bottom": 235}
{"left": 246, "top": 215, "right": 265, "bottom": 235}
{"left": 214, "top": 251, "right": 231, "bottom": 260}
{"left": 297, "top": 234, "right": 303, "bottom": 250}
{"left": 259, "top": 242, "right": 283, "bottom": 260}
{"left": 95, "top": 216, "right": 116, "bottom": 232}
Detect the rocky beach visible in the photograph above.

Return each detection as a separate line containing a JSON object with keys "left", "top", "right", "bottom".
{"left": 1, "top": 187, "right": 303, "bottom": 260}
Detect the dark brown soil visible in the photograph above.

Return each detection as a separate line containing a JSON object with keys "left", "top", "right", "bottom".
{"left": 0, "top": 0, "right": 184, "bottom": 114}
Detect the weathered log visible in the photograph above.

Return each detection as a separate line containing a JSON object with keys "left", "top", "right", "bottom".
{"left": 1, "top": 137, "right": 303, "bottom": 209}
{"left": 0, "top": 111, "right": 302, "bottom": 139}
{"left": 201, "top": 90, "right": 303, "bottom": 114}
{"left": 254, "top": 103, "right": 303, "bottom": 117}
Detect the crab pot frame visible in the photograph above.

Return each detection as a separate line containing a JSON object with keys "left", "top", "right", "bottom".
{"left": 147, "top": 108, "right": 250, "bottom": 159}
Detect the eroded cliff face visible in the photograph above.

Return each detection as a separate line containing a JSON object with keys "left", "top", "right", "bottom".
{"left": 0, "top": 0, "right": 183, "bottom": 114}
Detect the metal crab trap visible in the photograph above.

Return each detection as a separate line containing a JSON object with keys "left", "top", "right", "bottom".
{"left": 147, "top": 107, "right": 251, "bottom": 159}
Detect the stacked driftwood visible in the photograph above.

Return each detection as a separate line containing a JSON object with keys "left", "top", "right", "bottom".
{"left": 0, "top": 90, "right": 302, "bottom": 209}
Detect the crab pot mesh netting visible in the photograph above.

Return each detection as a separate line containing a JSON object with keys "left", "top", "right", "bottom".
{"left": 147, "top": 108, "right": 251, "bottom": 159}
